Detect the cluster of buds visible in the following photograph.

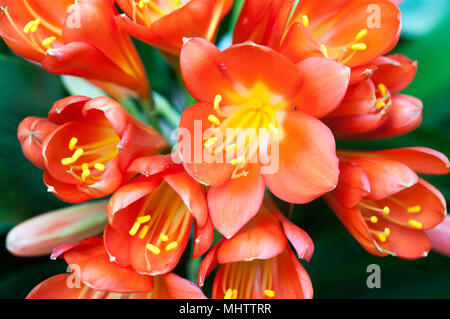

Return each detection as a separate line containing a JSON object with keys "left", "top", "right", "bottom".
{"left": 2, "top": 0, "right": 448, "bottom": 299}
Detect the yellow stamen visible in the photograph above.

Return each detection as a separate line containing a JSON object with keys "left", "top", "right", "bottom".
{"left": 42, "top": 36, "right": 57, "bottom": 47}
{"left": 69, "top": 137, "right": 78, "bottom": 150}
{"left": 231, "top": 156, "right": 245, "bottom": 166}
{"left": 302, "top": 15, "right": 309, "bottom": 27}
{"left": 370, "top": 216, "right": 378, "bottom": 223}
{"left": 214, "top": 94, "right": 223, "bottom": 115}
{"left": 81, "top": 168, "right": 90, "bottom": 182}
{"left": 269, "top": 123, "right": 280, "bottom": 136}
{"left": 407, "top": 205, "right": 421, "bottom": 213}
{"left": 264, "top": 289, "right": 275, "bottom": 298}
{"left": 138, "top": 225, "right": 149, "bottom": 239}
{"left": 175, "top": 0, "right": 182, "bottom": 7}
{"left": 159, "top": 233, "right": 169, "bottom": 242}
{"left": 225, "top": 144, "right": 237, "bottom": 153}
{"left": 137, "top": 215, "right": 151, "bottom": 223}
{"left": 409, "top": 219, "right": 423, "bottom": 229}
{"left": 67, "top": 4, "right": 74, "bottom": 13}
{"left": 231, "top": 289, "right": 238, "bottom": 299}
{"left": 146, "top": 244, "right": 160, "bottom": 255}
{"left": 23, "top": 20, "right": 35, "bottom": 34}
{"left": 377, "top": 233, "right": 387, "bottom": 242}
{"left": 320, "top": 44, "right": 328, "bottom": 58}
{"left": 165, "top": 241, "right": 178, "bottom": 251}
{"left": 94, "top": 163, "right": 105, "bottom": 171}
{"left": 351, "top": 43, "right": 367, "bottom": 51}
{"left": 61, "top": 148, "right": 84, "bottom": 165}
{"left": 376, "top": 101, "right": 386, "bottom": 110}
{"left": 129, "top": 221, "right": 141, "bottom": 236}
{"left": 208, "top": 114, "right": 221, "bottom": 126}
{"left": 224, "top": 289, "right": 233, "bottom": 299}
{"left": 204, "top": 136, "right": 218, "bottom": 148}
{"left": 384, "top": 227, "right": 391, "bottom": 236}
{"left": 378, "top": 83, "right": 387, "bottom": 97}
{"left": 383, "top": 206, "right": 390, "bottom": 216}
{"left": 355, "top": 29, "right": 368, "bottom": 41}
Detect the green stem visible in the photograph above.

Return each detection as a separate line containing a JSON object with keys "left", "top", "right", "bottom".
{"left": 140, "top": 96, "right": 162, "bottom": 132}
{"left": 153, "top": 93, "right": 181, "bottom": 129}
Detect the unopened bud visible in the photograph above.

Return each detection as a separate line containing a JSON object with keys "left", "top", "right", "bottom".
{"left": 6, "top": 200, "right": 108, "bottom": 257}
{"left": 426, "top": 215, "right": 450, "bottom": 257}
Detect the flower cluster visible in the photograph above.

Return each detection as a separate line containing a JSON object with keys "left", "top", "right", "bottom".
{"left": 2, "top": 0, "right": 449, "bottom": 299}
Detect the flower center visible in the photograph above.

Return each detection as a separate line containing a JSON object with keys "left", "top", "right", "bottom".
{"left": 0, "top": 1, "right": 67, "bottom": 55}
{"left": 130, "top": 0, "right": 184, "bottom": 27}
{"left": 205, "top": 83, "right": 287, "bottom": 179}
{"left": 220, "top": 258, "right": 275, "bottom": 299}
{"left": 60, "top": 134, "right": 120, "bottom": 185}
{"left": 126, "top": 182, "right": 192, "bottom": 271}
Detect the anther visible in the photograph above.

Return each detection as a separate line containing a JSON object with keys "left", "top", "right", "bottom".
{"left": 208, "top": 114, "right": 221, "bottom": 126}
{"left": 376, "top": 101, "right": 386, "bottom": 110}
{"left": 320, "top": 44, "right": 329, "bottom": 58}
{"left": 204, "top": 136, "right": 218, "bottom": 148}
{"left": 351, "top": 43, "right": 367, "bottom": 51}
{"left": 138, "top": 225, "right": 149, "bottom": 239}
{"left": 377, "top": 233, "right": 387, "bottom": 242}
{"left": 302, "top": 15, "right": 309, "bottom": 27}
{"left": 146, "top": 244, "right": 161, "bottom": 255}
{"left": 159, "top": 233, "right": 168, "bottom": 242}
{"left": 165, "top": 241, "right": 178, "bottom": 251}
{"left": 94, "top": 163, "right": 105, "bottom": 171}
{"left": 231, "top": 156, "right": 245, "bottom": 165}
{"left": 225, "top": 144, "right": 237, "bottom": 153}
{"left": 137, "top": 215, "right": 151, "bottom": 223}
{"left": 407, "top": 205, "right": 421, "bottom": 213}
{"left": 224, "top": 289, "right": 233, "bottom": 299}
{"left": 42, "top": 36, "right": 57, "bottom": 47}
{"left": 383, "top": 206, "right": 390, "bottom": 216}
{"left": 69, "top": 137, "right": 78, "bottom": 150}
{"left": 129, "top": 221, "right": 141, "bottom": 236}
{"left": 214, "top": 94, "right": 224, "bottom": 116}
{"left": 355, "top": 29, "right": 368, "bottom": 41}
{"left": 378, "top": 83, "right": 387, "bottom": 97}
{"left": 408, "top": 219, "right": 423, "bottom": 229}
{"left": 384, "top": 228, "right": 391, "bottom": 236}
{"left": 370, "top": 216, "right": 378, "bottom": 223}
{"left": 61, "top": 148, "right": 84, "bottom": 165}
{"left": 264, "top": 290, "right": 275, "bottom": 298}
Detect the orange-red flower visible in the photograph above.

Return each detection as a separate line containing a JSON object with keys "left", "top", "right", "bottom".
{"left": 27, "top": 236, "right": 206, "bottom": 299}
{"left": 198, "top": 197, "right": 314, "bottom": 299}
{"left": 18, "top": 96, "right": 168, "bottom": 203}
{"left": 178, "top": 37, "right": 348, "bottom": 237}
{"left": 115, "top": 0, "right": 233, "bottom": 56}
{"left": 234, "top": 0, "right": 401, "bottom": 80}
{"left": 325, "top": 147, "right": 449, "bottom": 259}
{"left": 0, "top": 0, "right": 149, "bottom": 97}
{"left": 104, "top": 155, "right": 213, "bottom": 275}
{"left": 323, "top": 54, "right": 422, "bottom": 139}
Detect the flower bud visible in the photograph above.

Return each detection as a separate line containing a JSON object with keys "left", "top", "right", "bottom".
{"left": 426, "top": 215, "right": 450, "bottom": 257}
{"left": 6, "top": 200, "right": 108, "bottom": 257}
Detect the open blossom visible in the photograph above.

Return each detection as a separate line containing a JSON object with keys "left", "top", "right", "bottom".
{"left": 323, "top": 54, "right": 422, "bottom": 139}
{"left": 18, "top": 96, "right": 168, "bottom": 203}
{"left": 27, "top": 237, "right": 206, "bottom": 299}
{"left": 0, "top": 0, "right": 150, "bottom": 97}
{"left": 234, "top": 0, "right": 401, "bottom": 82}
{"left": 116, "top": 0, "right": 233, "bottom": 57}
{"left": 198, "top": 197, "right": 314, "bottom": 299}
{"left": 104, "top": 155, "right": 213, "bottom": 275}
{"left": 325, "top": 147, "right": 449, "bottom": 259}
{"left": 178, "top": 37, "right": 349, "bottom": 238}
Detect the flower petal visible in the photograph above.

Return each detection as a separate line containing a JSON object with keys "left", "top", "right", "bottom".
{"left": 163, "top": 273, "right": 207, "bottom": 299}
{"left": 263, "top": 110, "right": 339, "bottom": 203}
{"left": 332, "top": 162, "right": 371, "bottom": 208}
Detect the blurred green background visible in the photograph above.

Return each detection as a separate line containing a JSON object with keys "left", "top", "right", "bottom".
{"left": 0, "top": 0, "right": 449, "bottom": 298}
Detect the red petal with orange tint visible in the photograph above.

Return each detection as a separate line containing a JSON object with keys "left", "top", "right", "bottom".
{"left": 43, "top": 171, "right": 92, "bottom": 204}
{"left": 279, "top": 23, "right": 324, "bottom": 63}
{"left": 193, "top": 218, "right": 214, "bottom": 259}
{"left": 208, "top": 163, "right": 265, "bottom": 238}
{"left": 294, "top": 57, "right": 350, "bottom": 117}
{"left": 163, "top": 273, "right": 207, "bottom": 299}
{"left": 263, "top": 110, "right": 339, "bottom": 204}
{"left": 332, "top": 162, "right": 371, "bottom": 208}
{"left": 372, "top": 54, "right": 418, "bottom": 94}
{"left": 387, "top": 223, "right": 431, "bottom": 259}
{"left": 216, "top": 209, "right": 288, "bottom": 263}
{"left": 369, "top": 147, "right": 450, "bottom": 175}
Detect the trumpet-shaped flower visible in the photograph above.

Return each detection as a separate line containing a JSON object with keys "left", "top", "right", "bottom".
{"left": 18, "top": 96, "right": 168, "bottom": 203}
{"left": 27, "top": 236, "right": 206, "bottom": 298}
{"left": 198, "top": 197, "right": 314, "bottom": 299}
{"left": 0, "top": 0, "right": 150, "bottom": 97}
{"left": 115, "top": 0, "right": 233, "bottom": 57}
{"left": 104, "top": 155, "right": 213, "bottom": 275}
{"left": 234, "top": 0, "right": 401, "bottom": 77}
{"left": 325, "top": 147, "right": 449, "bottom": 259}
{"left": 323, "top": 54, "right": 422, "bottom": 139}
{"left": 178, "top": 37, "right": 348, "bottom": 238}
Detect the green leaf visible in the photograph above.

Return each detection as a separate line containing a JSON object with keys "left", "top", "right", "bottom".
{"left": 61, "top": 75, "right": 107, "bottom": 98}
{"left": 0, "top": 55, "right": 67, "bottom": 224}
